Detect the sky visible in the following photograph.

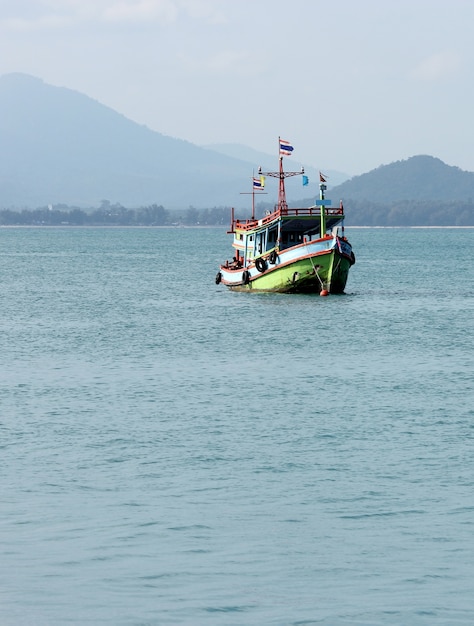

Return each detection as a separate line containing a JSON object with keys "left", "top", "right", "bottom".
{"left": 1, "top": 0, "right": 474, "bottom": 176}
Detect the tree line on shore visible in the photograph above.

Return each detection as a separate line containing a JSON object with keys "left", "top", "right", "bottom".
{"left": 343, "top": 198, "right": 474, "bottom": 226}
{"left": 0, "top": 202, "right": 232, "bottom": 226}
{"left": 1, "top": 198, "right": 473, "bottom": 226}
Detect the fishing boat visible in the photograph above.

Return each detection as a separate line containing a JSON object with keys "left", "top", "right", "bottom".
{"left": 215, "top": 139, "right": 355, "bottom": 295}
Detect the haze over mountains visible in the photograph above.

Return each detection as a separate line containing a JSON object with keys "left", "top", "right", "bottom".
{"left": 1, "top": 73, "right": 474, "bottom": 214}
{"left": 0, "top": 73, "right": 255, "bottom": 209}
{"left": 0, "top": 73, "right": 334, "bottom": 209}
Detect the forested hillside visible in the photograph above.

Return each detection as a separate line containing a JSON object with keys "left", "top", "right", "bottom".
{"left": 343, "top": 199, "right": 474, "bottom": 226}
{"left": 331, "top": 155, "right": 474, "bottom": 203}
{"left": 297, "top": 155, "right": 474, "bottom": 225}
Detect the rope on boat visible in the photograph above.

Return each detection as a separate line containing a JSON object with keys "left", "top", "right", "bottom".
{"left": 307, "top": 252, "right": 324, "bottom": 290}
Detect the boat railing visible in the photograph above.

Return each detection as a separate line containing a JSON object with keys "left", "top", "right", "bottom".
{"left": 232, "top": 206, "right": 344, "bottom": 231}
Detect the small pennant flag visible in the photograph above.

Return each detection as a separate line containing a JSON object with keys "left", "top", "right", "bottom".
{"left": 279, "top": 139, "right": 294, "bottom": 156}
{"left": 302, "top": 175, "right": 309, "bottom": 186}
{"left": 253, "top": 176, "right": 265, "bottom": 190}
{"left": 319, "top": 172, "right": 327, "bottom": 183}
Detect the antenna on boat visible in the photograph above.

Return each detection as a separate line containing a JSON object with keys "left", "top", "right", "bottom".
{"left": 240, "top": 173, "right": 267, "bottom": 220}
{"left": 258, "top": 137, "right": 304, "bottom": 214}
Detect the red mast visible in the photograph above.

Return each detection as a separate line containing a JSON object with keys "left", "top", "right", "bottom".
{"left": 259, "top": 138, "right": 304, "bottom": 214}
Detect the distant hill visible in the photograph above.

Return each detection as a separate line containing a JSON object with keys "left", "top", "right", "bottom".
{"left": 330, "top": 155, "right": 474, "bottom": 202}
{"left": 0, "top": 73, "right": 264, "bottom": 209}
{"left": 322, "top": 156, "right": 474, "bottom": 226}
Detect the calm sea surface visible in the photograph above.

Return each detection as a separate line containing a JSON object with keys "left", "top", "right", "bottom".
{"left": 1, "top": 226, "right": 473, "bottom": 625}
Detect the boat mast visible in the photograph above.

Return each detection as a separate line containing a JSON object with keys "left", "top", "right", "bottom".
{"left": 319, "top": 174, "right": 327, "bottom": 236}
{"left": 240, "top": 175, "right": 267, "bottom": 220}
{"left": 259, "top": 159, "right": 304, "bottom": 215}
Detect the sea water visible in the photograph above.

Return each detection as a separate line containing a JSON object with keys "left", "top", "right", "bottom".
{"left": 0, "top": 226, "right": 473, "bottom": 625}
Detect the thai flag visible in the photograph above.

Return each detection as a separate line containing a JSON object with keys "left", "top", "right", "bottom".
{"left": 253, "top": 177, "right": 264, "bottom": 190}
{"left": 279, "top": 139, "right": 294, "bottom": 156}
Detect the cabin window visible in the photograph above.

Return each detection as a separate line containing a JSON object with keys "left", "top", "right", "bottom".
{"left": 256, "top": 231, "right": 265, "bottom": 254}
{"left": 281, "top": 232, "right": 304, "bottom": 245}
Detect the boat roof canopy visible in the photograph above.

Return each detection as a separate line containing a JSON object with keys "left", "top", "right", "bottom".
{"left": 234, "top": 205, "right": 344, "bottom": 234}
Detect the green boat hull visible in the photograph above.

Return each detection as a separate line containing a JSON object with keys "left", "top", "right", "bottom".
{"left": 229, "top": 250, "right": 351, "bottom": 294}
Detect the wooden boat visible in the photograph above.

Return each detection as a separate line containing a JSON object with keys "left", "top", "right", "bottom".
{"left": 216, "top": 140, "right": 355, "bottom": 295}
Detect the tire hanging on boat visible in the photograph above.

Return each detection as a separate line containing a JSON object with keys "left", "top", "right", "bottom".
{"left": 350, "top": 251, "right": 356, "bottom": 265}
{"left": 268, "top": 250, "right": 278, "bottom": 265}
{"left": 215, "top": 271, "right": 222, "bottom": 284}
{"left": 255, "top": 257, "right": 267, "bottom": 273}
{"left": 242, "top": 270, "right": 251, "bottom": 284}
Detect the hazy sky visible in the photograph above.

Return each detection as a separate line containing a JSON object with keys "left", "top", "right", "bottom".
{"left": 1, "top": 0, "right": 473, "bottom": 176}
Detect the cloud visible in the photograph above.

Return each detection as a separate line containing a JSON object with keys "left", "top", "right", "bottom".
{"left": 100, "top": 0, "right": 227, "bottom": 24}
{"left": 411, "top": 50, "right": 461, "bottom": 81}
{"left": 178, "top": 0, "right": 227, "bottom": 24}
{"left": 102, "top": 0, "right": 178, "bottom": 23}
{"left": 0, "top": 0, "right": 225, "bottom": 30}
{"left": 0, "top": 14, "right": 71, "bottom": 32}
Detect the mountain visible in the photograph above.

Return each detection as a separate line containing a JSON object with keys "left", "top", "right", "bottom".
{"left": 203, "top": 143, "right": 351, "bottom": 187}
{"left": 0, "top": 73, "right": 264, "bottom": 209}
{"left": 323, "top": 155, "right": 474, "bottom": 226}
{"left": 330, "top": 155, "right": 474, "bottom": 202}
{"left": 2, "top": 73, "right": 474, "bottom": 217}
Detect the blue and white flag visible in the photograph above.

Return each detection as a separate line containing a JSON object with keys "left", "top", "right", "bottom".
{"left": 279, "top": 139, "right": 294, "bottom": 156}
{"left": 302, "top": 175, "right": 309, "bottom": 186}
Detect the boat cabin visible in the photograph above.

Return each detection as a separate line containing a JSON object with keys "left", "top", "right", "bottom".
{"left": 230, "top": 205, "right": 345, "bottom": 264}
